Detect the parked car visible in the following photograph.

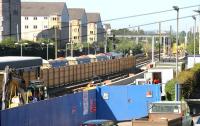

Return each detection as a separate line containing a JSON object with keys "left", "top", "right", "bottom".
{"left": 81, "top": 119, "right": 118, "bottom": 126}
{"left": 195, "top": 117, "right": 200, "bottom": 126}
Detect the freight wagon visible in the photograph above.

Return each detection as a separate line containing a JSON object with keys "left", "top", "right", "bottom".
{"left": 0, "top": 56, "right": 135, "bottom": 97}
{"left": 39, "top": 56, "right": 135, "bottom": 89}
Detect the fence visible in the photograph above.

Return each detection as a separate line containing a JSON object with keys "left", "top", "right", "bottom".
{"left": 96, "top": 85, "right": 161, "bottom": 121}
{"left": 0, "top": 90, "right": 96, "bottom": 126}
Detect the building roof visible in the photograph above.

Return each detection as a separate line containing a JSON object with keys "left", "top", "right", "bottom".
{"left": 86, "top": 13, "right": 101, "bottom": 23}
{"left": 21, "top": 2, "right": 66, "bottom": 16}
{"left": 68, "top": 8, "right": 86, "bottom": 20}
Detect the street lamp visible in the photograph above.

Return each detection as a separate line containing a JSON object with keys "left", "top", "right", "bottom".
{"left": 192, "top": 15, "right": 196, "bottom": 65}
{"left": 173, "top": 6, "right": 179, "bottom": 78}
{"left": 173, "top": 5, "right": 179, "bottom": 101}
{"left": 42, "top": 42, "right": 53, "bottom": 60}
{"left": 65, "top": 43, "right": 72, "bottom": 57}
{"left": 194, "top": 9, "right": 200, "bottom": 54}
{"left": 15, "top": 42, "right": 28, "bottom": 56}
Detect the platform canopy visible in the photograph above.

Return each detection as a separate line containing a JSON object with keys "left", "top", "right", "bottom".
{"left": 0, "top": 56, "right": 42, "bottom": 70}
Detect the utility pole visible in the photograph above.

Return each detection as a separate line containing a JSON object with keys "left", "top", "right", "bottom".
{"left": 152, "top": 36, "right": 155, "bottom": 63}
{"left": 173, "top": 6, "right": 180, "bottom": 101}
{"left": 71, "top": 40, "right": 73, "bottom": 57}
{"left": 192, "top": 16, "right": 196, "bottom": 65}
{"left": 159, "top": 22, "right": 161, "bottom": 61}
{"left": 194, "top": 9, "right": 200, "bottom": 54}
{"left": 169, "top": 25, "right": 172, "bottom": 57}
{"left": 17, "top": 24, "right": 19, "bottom": 43}
{"left": 65, "top": 43, "right": 67, "bottom": 57}
{"left": 104, "top": 33, "right": 107, "bottom": 53}
{"left": 54, "top": 26, "right": 57, "bottom": 59}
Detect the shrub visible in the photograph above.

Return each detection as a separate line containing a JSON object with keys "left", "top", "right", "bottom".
{"left": 165, "top": 79, "right": 176, "bottom": 101}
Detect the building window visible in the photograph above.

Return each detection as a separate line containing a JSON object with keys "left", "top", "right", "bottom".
{"left": 53, "top": 25, "right": 59, "bottom": 29}
{"left": 25, "top": 17, "right": 28, "bottom": 20}
{"left": 74, "top": 28, "right": 77, "bottom": 32}
{"left": 52, "top": 17, "right": 57, "bottom": 21}
{"left": 74, "top": 36, "right": 77, "bottom": 39}
{"left": 90, "top": 37, "right": 93, "bottom": 41}
{"left": 90, "top": 31, "right": 94, "bottom": 34}
{"left": 33, "top": 17, "right": 37, "bottom": 20}
{"left": 42, "top": 34, "right": 48, "bottom": 38}
{"left": 44, "top": 17, "right": 48, "bottom": 20}
{"left": 44, "top": 25, "right": 48, "bottom": 29}
{"left": 25, "top": 25, "right": 28, "bottom": 29}
{"left": 33, "top": 25, "right": 37, "bottom": 29}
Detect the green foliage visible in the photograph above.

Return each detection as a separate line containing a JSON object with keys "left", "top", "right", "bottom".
{"left": 0, "top": 37, "right": 16, "bottom": 48}
{"left": 73, "top": 43, "right": 83, "bottom": 50}
{"left": 36, "top": 38, "right": 54, "bottom": 44}
{"left": 186, "top": 39, "right": 199, "bottom": 55}
{"left": 111, "top": 28, "right": 144, "bottom": 35}
{"left": 166, "top": 63, "right": 200, "bottom": 100}
{"left": 165, "top": 79, "right": 176, "bottom": 101}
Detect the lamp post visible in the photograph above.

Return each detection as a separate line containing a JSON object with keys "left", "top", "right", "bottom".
{"left": 42, "top": 42, "right": 53, "bottom": 60}
{"left": 15, "top": 42, "right": 28, "bottom": 56}
{"left": 192, "top": 16, "right": 196, "bottom": 65}
{"left": 173, "top": 6, "right": 179, "bottom": 101}
{"left": 194, "top": 9, "right": 200, "bottom": 54}
{"left": 66, "top": 43, "right": 68, "bottom": 57}
{"left": 173, "top": 6, "right": 179, "bottom": 78}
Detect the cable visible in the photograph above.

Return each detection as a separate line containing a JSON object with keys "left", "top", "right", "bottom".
{"left": 17, "top": 4, "right": 200, "bottom": 36}
{"left": 55, "top": 14, "right": 199, "bottom": 42}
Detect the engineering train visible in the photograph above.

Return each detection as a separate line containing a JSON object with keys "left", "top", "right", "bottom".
{"left": 23, "top": 55, "right": 135, "bottom": 89}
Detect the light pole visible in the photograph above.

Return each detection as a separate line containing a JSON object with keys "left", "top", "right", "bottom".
{"left": 66, "top": 43, "right": 68, "bottom": 57}
{"left": 70, "top": 40, "right": 73, "bottom": 57}
{"left": 173, "top": 6, "right": 179, "bottom": 101}
{"left": 42, "top": 42, "right": 53, "bottom": 60}
{"left": 15, "top": 42, "right": 28, "bottom": 56}
{"left": 194, "top": 9, "right": 200, "bottom": 54}
{"left": 173, "top": 6, "right": 179, "bottom": 78}
{"left": 192, "top": 16, "right": 196, "bottom": 65}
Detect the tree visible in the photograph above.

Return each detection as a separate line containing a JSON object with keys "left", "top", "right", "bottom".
{"left": 165, "top": 79, "right": 176, "bottom": 101}
{"left": 0, "top": 37, "right": 16, "bottom": 48}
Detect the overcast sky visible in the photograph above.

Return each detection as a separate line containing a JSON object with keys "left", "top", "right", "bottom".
{"left": 22, "top": 0, "right": 200, "bottom": 32}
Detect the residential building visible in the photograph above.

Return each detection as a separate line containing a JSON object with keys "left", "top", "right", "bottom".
{"left": 21, "top": 2, "right": 69, "bottom": 49}
{"left": 68, "top": 8, "right": 87, "bottom": 43}
{"left": 0, "top": 0, "right": 21, "bottom": 41}
{"left": 87, "top": 13, "right": 104, "bottom": 44}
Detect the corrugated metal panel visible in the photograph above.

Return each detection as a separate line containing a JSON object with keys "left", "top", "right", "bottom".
{"left": 0, "top": 90, "right": 96, "bottom": 126}
{"left": 96, "top": 85, "right": 161, "bottom": 121}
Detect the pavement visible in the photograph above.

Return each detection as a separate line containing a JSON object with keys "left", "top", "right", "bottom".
{"left": 118, "top": 121, "right": 132, "bottom": 126}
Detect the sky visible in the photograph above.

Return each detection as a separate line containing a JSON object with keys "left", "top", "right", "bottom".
{"left": 22, "top": 0, "right": 200, "bottom": 32}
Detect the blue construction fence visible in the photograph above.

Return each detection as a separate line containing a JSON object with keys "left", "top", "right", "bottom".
{"left": 0, "top": 90, "right": 96, "bottom": 126}
{"left": 0, "top": 84, "right": 161, "bottom": 126}
{"left": 96, "top": 84, "right": 161, "bottom": 121}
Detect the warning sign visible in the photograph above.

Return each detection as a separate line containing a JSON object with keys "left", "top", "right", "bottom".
{"left": 83, "top": 91, "right": 89, "bottom": 115}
